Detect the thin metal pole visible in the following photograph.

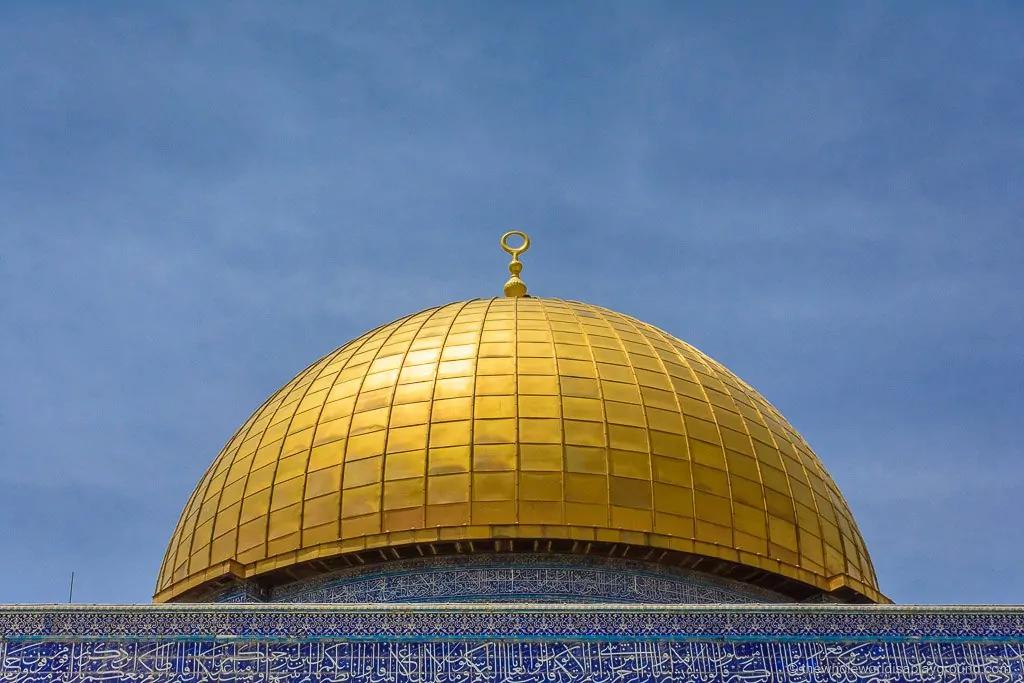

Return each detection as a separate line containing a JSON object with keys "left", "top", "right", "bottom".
{"left": 68, "top": 572, "right": 75, "bottom": 604}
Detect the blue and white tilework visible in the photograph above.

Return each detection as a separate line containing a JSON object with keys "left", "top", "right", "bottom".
{"left": 1, "top": 603, "right": 1023, "bottom": 682}
{"left": 1, "top": 638, "right": 1022, "bottom": 683}
{"left": 260, "top": 554, "right": 787, "bottom": 604}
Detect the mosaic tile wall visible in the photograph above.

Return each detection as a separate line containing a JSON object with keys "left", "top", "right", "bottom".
{"left": 3, "top": 639, "right": 1021, "bottom": 683}
{"left": 210, "top": 554, "right": 787, "bottom": 604}
{"left": 1, "top": 603, "right": 1022, "bottom": 683}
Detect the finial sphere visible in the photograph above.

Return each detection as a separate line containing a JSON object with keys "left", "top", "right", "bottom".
{"left": 501, "top": 231, "right": 531, "bottom": 297}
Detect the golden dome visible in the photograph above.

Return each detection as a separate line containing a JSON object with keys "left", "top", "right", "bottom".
{"left": 156, "top": 297, "right": 883, "bottom": 604}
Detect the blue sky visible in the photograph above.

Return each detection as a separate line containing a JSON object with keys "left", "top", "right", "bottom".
{"left": 1, "top": 2, "right": 1021, "bottom": 605}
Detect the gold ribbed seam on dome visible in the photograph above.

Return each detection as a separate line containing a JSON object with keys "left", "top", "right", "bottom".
{"left": 156, "top": 298, "right": 881, "bottom": 603}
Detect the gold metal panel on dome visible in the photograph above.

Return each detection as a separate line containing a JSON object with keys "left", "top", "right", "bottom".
{"left": 156, "top": 298, "right": 883, "bottom": 603}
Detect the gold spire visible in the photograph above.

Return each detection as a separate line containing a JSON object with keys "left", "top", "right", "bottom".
{"left": 501, "top": 230, "right": 531, "bottom": 297}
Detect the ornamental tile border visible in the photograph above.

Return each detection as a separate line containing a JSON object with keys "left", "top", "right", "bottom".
{"left": 1, "top": 636, "right": 1023, "bottom": 683}
{"left": 233, "top": 555, "right": 787, "bottom": 605}
{"left": 1, "top": 639, "right": 1022, "bottom": 683}
{"left": 2, "top": 604, "right": 1023, "bottom": 642}
{"left": 269, "top": 554, "right": 785, "bottom": 601}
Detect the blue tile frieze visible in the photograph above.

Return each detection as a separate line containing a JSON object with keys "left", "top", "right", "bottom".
{"left": 2, "top": 604, "right": 1023, "bottom": 681}
{"left": 2, "top": 603, "right": 1023, "bottom": 640}
{"left": 233, "top": 554, "right": 787, "bottom": 604}
{"left": 1, "top": 637, "right": 1021, "bottom": 682}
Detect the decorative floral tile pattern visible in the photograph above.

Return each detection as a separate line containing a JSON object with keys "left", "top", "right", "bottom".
{"left": 1, "top": 637, "right": 1021, "bottom": 682}
{"left": 213, "top": 554, "right": 786, "bottom": 604}
{"left": 2, "top": 603, "right": 1023, "bottom": 640}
